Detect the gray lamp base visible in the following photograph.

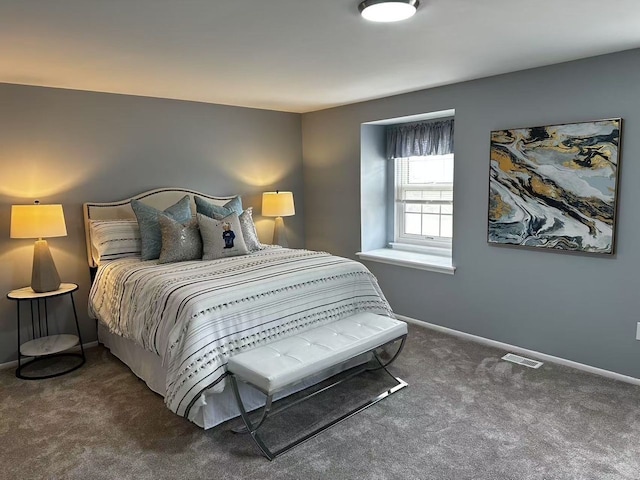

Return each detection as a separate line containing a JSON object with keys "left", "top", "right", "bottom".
{"left": 272, "top": 217, "right": 289, "bottom": 248}
{"left": 31, "top": 239, "right": 61, "bottom": 293}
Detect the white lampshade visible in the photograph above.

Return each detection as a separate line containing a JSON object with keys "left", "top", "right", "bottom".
{"left": 11, "top": 204, "right": 67, "bottom": 239}
{"left": 359, "top": 0, "right": 419, "bottom": 22}
{"left": 10, "top": 203, "right": 67, "bottom": 293}
{"left": 262, "top": 191, "right": 295, "bottom": 217}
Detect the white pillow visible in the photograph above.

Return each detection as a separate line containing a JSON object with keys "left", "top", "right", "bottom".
{"left": 211, "top": 206, "right": 262, "bottom": 252}
{"left": 89, "top": 219, "right": 142, "bottom": 264}
{"left": 198, "top": 213, "right": 249, "bottom": 260}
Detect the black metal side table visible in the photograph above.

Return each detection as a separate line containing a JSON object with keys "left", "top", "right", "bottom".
{"left": 7, "top": 283, "right": 86, "bottom": 379}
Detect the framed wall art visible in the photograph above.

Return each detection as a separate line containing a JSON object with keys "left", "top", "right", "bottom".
{"left": 488, "top": 118, "right": 621, "bottom": 254}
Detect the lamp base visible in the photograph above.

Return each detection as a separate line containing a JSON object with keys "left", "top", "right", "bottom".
{"left": 31, "top": 239, "right": 61, "bottom": 293}
{"left": 273, "top": 217, "right": 289, "bottom": 248}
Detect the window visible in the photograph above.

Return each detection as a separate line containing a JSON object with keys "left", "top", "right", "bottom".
{"left": 358, "top": 112, "right": 456, "bottom": 274}
{"left": 395, "top": 154, "right": 453, "bottom": 249}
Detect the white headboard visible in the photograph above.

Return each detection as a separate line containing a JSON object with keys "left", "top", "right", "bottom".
{"left": 83, "top": 187, "right": 236, "bottom": 268}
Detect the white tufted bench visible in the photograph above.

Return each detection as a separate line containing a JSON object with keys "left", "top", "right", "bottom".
{"left": 227, "top": 312, "right": 408, "bottom": 460}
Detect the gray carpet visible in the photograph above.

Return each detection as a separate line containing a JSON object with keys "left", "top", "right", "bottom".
{"left": 1, "top": 323, "right": 639, "bottom": 480}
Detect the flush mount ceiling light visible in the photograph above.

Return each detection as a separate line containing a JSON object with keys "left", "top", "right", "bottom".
{"left": 359, "top": 0, "right": 420, "bottom": 22}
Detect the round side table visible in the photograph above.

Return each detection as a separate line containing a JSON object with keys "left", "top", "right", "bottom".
{"left": 7, "top": 283, "right": 86, "bottom": 380}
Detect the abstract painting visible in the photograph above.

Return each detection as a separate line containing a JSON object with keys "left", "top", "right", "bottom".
{"left": 488, "top": 119, "right": 621, "bottom": 254}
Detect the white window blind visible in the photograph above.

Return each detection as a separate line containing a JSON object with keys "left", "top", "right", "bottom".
{"left": 395, "top": 154, "right": 454, "bottom": 244}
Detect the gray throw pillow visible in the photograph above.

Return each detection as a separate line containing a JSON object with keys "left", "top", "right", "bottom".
{"left": 158, "top": 215, "right": 203, "bottom": 264}
{"left": 131, "top": 195, "right": 192, "bottom": 260}
{"left": 210, "top": 206, "right": 262, "bottom": 252}
{"left": 237, "top": 207, "right": 263, "bottom": 252}
{"left": 195, "top": 196, "right": 243, "bottom": 218}
{"left": 198, "top": 213, "right": 249, "bottom": 260}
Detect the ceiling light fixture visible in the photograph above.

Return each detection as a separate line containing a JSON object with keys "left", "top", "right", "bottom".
{"left": 359, "top": 0, "right": 420, "bottom": 22}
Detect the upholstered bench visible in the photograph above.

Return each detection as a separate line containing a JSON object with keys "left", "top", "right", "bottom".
{"left": 227, "top": 312, "right": 408, "bottom": 460}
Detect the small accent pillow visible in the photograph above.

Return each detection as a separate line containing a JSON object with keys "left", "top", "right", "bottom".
{"left": 195, "top": 195, "right": 243, "bottom": 218}
{"left": 211, "top": 207, "right": 262, "bottom": 252}
{"left": 89, "top": 219, "right": 141, "bottom": 264}
{"left": 238, "top": 207, "right": 262, "bottom": 252}
{"left": 131, "top": 195, "right": 192, "bottom": 260}
{"left": 198, "top": 213, "right": 249, "bottom": 260}
{"left": 158, "top": 215, "right": 203, "bottom": 264}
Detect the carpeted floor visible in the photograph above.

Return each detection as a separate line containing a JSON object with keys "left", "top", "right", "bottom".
{"left": 1, "top": 323, "right": 639, "bottom": 480}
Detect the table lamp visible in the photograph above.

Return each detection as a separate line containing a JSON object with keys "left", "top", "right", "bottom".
{"left": 262, "top": 191, "right": 295, "bottom": 247}
{"left": 10, "top": 202, "right": 67, "bottom": 293}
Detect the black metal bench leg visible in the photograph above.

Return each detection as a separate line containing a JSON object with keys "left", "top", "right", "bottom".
{"left": 229, "top": 374, "right": 275, "bottom": 460}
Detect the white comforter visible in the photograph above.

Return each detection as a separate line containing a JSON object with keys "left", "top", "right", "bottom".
{"left": 89, "top": 248, "right": 393, "bottom": 418}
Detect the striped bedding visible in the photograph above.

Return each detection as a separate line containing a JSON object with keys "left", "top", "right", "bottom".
{"left": 88, "top": 219, "right": 142, "bottom": 264}
{"left": 89, "top": 248, "right": 394, "bottom": 419}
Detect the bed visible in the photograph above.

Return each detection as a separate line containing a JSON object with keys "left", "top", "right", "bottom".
{"left": 84, "top": 188, "right": 395, "bottom": 428}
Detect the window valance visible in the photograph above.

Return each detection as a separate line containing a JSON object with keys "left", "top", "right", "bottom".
{"left": 386, "top": 119, "right": 454, "bottom": 159}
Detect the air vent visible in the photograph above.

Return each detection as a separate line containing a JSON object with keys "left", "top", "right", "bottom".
{"left": 501, "top": 353, "right": 543, "bottom": 369}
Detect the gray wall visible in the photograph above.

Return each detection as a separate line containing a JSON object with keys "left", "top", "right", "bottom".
{"left": 302, "top": 49, "right": 640, "bottom": 378}
{"left": 360, "top": 124, "right": 387, "bottom": 252}
{"left": 0, "top": 83, "right": 302, "bottom": 364}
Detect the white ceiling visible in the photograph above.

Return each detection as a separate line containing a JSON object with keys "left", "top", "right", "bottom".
{"left": 2, "top": 0, "right": 640, "bottom": 113}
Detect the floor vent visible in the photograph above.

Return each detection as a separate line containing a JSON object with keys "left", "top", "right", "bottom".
{"left": 501, "top": 353, "right": 543, "bottom": 369}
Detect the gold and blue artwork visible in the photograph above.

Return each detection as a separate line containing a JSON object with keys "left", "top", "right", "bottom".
{"left": 488, "top": 119, "right": 621, "bottom": 254}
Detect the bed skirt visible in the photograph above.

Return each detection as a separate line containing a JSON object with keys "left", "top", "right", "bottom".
{"left": 97, "top": 322, "right": 369, "bottom": 429}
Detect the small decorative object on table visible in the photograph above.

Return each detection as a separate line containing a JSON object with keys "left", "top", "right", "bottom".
{"left": 7, "top": 283, "right": 85, "bottom": 380}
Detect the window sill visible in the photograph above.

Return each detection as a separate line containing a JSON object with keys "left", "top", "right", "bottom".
{"left": 356, "top": 248, "right": 455, "bottom": 275}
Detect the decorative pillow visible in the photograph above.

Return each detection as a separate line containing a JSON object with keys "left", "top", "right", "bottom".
{"left": 131, "top": 195, "right": 192, "bottom": 260}
{"left": 198, "top": 213, "right": 249, "bottom": 260}
{"left": 210, "top": 207, "right": 262, "bottom": 252}
{"left": 238, "top": 207, "right": 263, "bottom": 252}
{"left": 89, "top": 219, "right": 142, "bottom": 264}
{"left": 158, "top": 215, "right": 203, "bottom": 264}
{"left": 195, "top": 195, "right": 243, "bottom": 218}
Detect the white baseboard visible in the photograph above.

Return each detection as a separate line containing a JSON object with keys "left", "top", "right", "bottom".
{"left": 397, "top": 314, "right": 640, "bottom": 387}
{"left": 0, "top": 341, "right": 99, "bottom": 371}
